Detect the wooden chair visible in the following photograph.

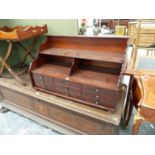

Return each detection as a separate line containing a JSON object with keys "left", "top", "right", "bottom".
{"left": 126, "top": 20, "right": 155, "bottom": 134}
{"left": 128, "top": 19, "right": 155, "bottom": 71}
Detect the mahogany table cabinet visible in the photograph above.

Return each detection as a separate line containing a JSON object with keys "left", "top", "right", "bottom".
{"left": 29, "top": 35, "right": 129, "bottom": 112}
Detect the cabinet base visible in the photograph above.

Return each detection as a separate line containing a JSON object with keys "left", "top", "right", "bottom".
{"left": 0, "top": 74, "right": 129, "bottom": 134}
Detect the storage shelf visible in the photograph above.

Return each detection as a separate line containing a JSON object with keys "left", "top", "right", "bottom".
{"left": 30, "top": 35, "right": 128, "bottom": 111}
{"left": 32, "top": 63, "right": 119, "bottom": 90}
{"left": 39, "top": 48, "right": 124, "bottom": 63}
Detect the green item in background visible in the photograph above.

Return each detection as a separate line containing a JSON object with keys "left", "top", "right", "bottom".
{"left": 0, "top": 41, "right": 20, "bottom": 68}
{"left": 16, "top": 35, "right": 47, "bottom": 66}
{"left": 0, "top": 19, "right": 78, "bottom": 69}
{"left": 0, "top": 36, "right": 46, "bottom": 69}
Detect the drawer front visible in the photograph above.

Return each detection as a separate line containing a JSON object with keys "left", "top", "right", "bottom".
{"left": 33, "top": 73, "right": 45, "bottom": 89}
{"left": 43, "top": 76, "right": 54, "bottom": 91}
{"left": 82, "top": 85, "right": 118, "bottom": 109}
{"left": 53, "top": 83, "right": 82, "bottom": 98}
{"left": 83, "top": 85, "right": 101, "bottom": 93}
{"left": 100, "top": 90, "right": 119, "bottom": 102}
{"left": 66, "top": 81, "right": 81, "bottom": 89}
{"left": 53, "top": 84, "right": 66, "bottom": 95}
{"left": 33, "top": 74, "right": 117, "bottom": 110}
{"left": 67, "top": 87, "right": 82, "bottom": 98}
{"left": 53, "top": 78, "right": 82, "bottom": 96}
{"left": 82, "top": 96, "right": 99, "bottom": 105}
{"left": 54, "top": 78, "right": 81, "bottom": 89}
{"left": 54, "top": 78, "right": 66, "bottom": 85}
{"left": 82, "top": 95, "right": 116, "bottom": 109}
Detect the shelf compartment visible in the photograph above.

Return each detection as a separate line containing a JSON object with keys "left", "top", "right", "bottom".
{"left": 29, "top": 35, "right": 128, "bottom": 111}
{"left": 39, "top": 47, "right": 125, "bottom": 63}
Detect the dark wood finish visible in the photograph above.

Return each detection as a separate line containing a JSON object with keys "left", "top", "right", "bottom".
{"left": 0, "top": 73, "right": 131, "bottom": 134}
{"left": 29, "top": 35, "right": 128, "bottom": 111}
{"left": 39, "top": 48, "right": 124, "bottom": 63}
{"left": 39, "top": 35, "right": 128, "bottom": 53}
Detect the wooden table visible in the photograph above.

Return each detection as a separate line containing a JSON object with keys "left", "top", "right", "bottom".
{"left": 0, "top": 73, "right": 131, "bottom": 134}
{"left": 0, "top": 25, "right": 47, "bottom": 85}
{"left": 132, "top": 76, "right": 155, "bottom": 134}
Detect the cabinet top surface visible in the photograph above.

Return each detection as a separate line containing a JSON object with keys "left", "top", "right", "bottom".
{"left": 46, "top": 34, "right": 129, "bottom": 39}
{"left": 39, "top": 35, "right": 129, "bottom": 63}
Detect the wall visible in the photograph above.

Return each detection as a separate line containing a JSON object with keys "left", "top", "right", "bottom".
{"left": 0, "top": 19, "right": 9, "bottom": 27}
{"left": 0, "top": 19, "right": 78, "bottom": 67}
{"left": 6, "top": 19, "right": 78, "bottom": 35}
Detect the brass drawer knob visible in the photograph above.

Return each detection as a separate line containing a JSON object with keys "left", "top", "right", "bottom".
{"left": 65, "top": 93, "right": 69, "bottom": 96}
{"left": 96, "top": 88, "right": 99, "bottom": 92}
{"left": 95, "top": 101, "right": 99, "bottom": 105}
{"left": 96, "top": 95, "right": 99, "bottom": 99}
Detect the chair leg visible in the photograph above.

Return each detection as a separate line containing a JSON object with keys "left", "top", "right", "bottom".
{"left": 132, "top": 113, "right": 144, "bottom": 135}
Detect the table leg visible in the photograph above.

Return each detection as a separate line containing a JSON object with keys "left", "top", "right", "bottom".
{"left": 0, "top": 55, "right": 26, "bottom": 85}
{"left": 132, "top": 112, "right": 144, "bottom": 135}
{"left": 17, "top": 37, "right": 38, "bottom": 66}
{"left": 0, "top": 41, "right": 13, "bottom": 75}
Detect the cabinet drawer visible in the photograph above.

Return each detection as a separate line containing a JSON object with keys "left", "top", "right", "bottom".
{"left": 83, "top": 85, "right": 101, "bottom": 93}
{"left": 33, "top": 73, "right": 44, "bottom": 89}
{"left": 53, "top": 78, "right": 66, "bottom": 85}
{"left": 82, "top": 96, "right": 115, "bottom": 109}
{"left": 83, "top": 96, "right": 99, "bottom": 105}
{"left": 99, "top": 89, "right": 119, "bottom": 102}
{"left": 82, "top": 90, "right": 98, "bottom": 99}
{"left": 43, "top": 76, "right": 54, "bottom": 91}
{"left": 66, "top": 81, "right": 81, "bottom": 89}
{"left": 53, "top": 84, "right": 66, "bottom": 94}
{"left": 68, "top": 87, "right": 81, "bottom": 98}
{"left": 54, "top": 78, "right": 81, "bottom": 89}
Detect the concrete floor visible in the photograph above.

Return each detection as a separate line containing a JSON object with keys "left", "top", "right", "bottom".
{"left": 120, "top": 108, "right": 155, "bottom": 135}
{"left": 0, "top": 105, "right": 155, "bottom": 135}
{"left": 0, "top": 106, "right": 60, "bottom": 135}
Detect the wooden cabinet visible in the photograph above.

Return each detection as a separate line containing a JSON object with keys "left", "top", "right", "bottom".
{"left": 29, "top": 35, "right": 129, "bottom": 111}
